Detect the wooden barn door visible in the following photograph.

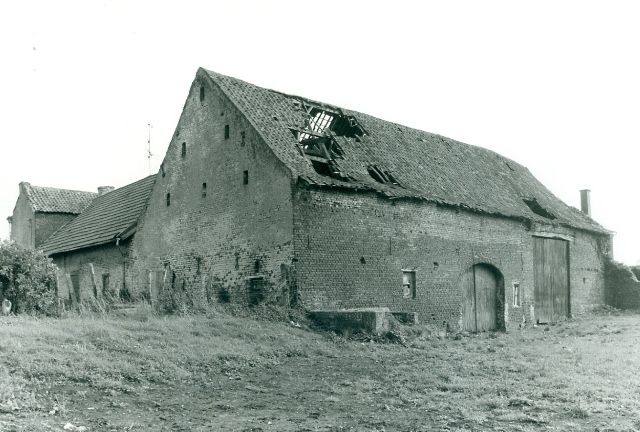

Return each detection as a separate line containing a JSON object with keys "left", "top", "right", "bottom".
{"left": 534, "top": 237, "right": 569, "bottom": 323}
{"left": 462, "top": 265, "right": 498, "bottom": 332}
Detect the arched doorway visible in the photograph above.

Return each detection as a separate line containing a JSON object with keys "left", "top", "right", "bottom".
{"left": 461, "top": 264, "right": 503, "bottom": 332}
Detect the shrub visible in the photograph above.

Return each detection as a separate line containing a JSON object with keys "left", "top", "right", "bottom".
{"left": 0, "top": 241, "right": 58, "bottom": 315}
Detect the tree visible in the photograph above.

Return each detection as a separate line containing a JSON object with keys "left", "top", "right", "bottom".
{"left": 0, "top": 241, "right": 58, "bottom": 315}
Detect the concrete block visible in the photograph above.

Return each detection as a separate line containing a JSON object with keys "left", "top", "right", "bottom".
{"left": 309, "top": 307, "right": 391, "bottom": 334}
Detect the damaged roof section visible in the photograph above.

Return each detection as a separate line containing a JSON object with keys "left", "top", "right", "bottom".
{"left": 290, "top": 104, "right": 367, "bottom": 182}
{"left": 203, "top": 68, "right": 609, "bottom": 234}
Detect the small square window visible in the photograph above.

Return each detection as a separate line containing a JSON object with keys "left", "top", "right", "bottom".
{"left": 166, "top": 192, "right": 171, "bottom": 206}
{"left": 243, "top": 170, "right": 249, "bottom": 185}
{"left": 513, "top": 283, "right": 521, "bottom": 307}
{"left": 402, "top": 270, "right": 416, "bottom": 299}
{"left": 224, "top": 125, "right": 230, "bottom": 140}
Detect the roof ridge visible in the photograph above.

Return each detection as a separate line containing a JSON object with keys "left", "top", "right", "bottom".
{"left": 200, "top": 68, "right": 608, "bottom": 235}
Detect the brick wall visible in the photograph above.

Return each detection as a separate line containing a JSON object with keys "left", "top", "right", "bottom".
{"left": 567, "top": 229, "right": 609, "bottom": 314}
{"left": 129, "top": 70, "right": 295, "bottom": 306}
{"left": 52, "top": 241, "right": 130, "bottom": 303}
{"left": 34, "top": 213, "right": 77, "bottom": 248}
{"left": 292, "top": 187, "right": 609, "bottom": 330}
{"left": 10, "top": 190, "right": 35, "bottom": 248}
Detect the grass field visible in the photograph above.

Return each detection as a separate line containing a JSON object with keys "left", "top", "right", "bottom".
{"left": 1, "top": 306, "right": 640, "bottom": 431}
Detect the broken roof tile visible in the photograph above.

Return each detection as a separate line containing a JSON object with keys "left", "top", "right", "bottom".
{"left": 203, "top": 68, "right": 608, "bottom": 234}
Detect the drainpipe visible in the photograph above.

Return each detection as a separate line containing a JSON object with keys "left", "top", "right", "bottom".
{"left": 115, "top": 237, "right": 127, "bottom": 299}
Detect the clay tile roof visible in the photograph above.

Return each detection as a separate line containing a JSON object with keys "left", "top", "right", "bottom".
{"left": 40, "top": 176, "right": 156, "bottom": 255}
{"left": 203, "top": 68, "right": 609, "bottom": 234}
{"left": 23, "top": 184, "right": 97, "bottom": 214}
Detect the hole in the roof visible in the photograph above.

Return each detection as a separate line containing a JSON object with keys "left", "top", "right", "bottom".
{"left": 301, "top": 107, "right": 365, "bottom": 139}
{"left": 310, "top": 159, "right": 351, "bottom": 182}
{"left": 367, "top": 165, "right": 400, "bottom": 185}
{"left": 523, "top": 198, "right": 555, "bottom": 220}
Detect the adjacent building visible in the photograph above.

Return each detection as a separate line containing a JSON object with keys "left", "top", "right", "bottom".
{"left": 40, "top": 176, "right": 155, "bottom": 304}
{"left": 7, "top": 182, "right": 97, "bottom": 249}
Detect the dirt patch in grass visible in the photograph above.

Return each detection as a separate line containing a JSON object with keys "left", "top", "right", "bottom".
{"left": 2, "top": 309, "right": 640, "bottom": 430}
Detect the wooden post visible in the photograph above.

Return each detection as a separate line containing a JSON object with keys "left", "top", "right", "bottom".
{"left": 65, "top": 273, "right": 75, "bottom": 305}
{"left": 89, "top": 263, "right": 99, "bottom": 299}
{"left": 147, "top": 270, "right": 153, "bottom": 306}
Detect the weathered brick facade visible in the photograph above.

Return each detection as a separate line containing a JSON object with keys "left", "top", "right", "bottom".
{"left": 292, "top": 188, "right": 610, "bottom": 330}
{"left": 34, "top": 213, "right": 77, "bottom": 248}
{"left": 129, "top": 73, "right": 294, "bottom": 305}
{"left": 53, "top": 242, "right": 131, "bottom": 303}
{"left": 127, "top": 69, "right": 613, "bottom": 330}
{"left": 9, "top": 189, "right": 36, "bottom": 248}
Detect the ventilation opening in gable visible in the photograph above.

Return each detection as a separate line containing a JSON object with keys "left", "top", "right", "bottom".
{"left": 523, "top": 198, "right": 556, "bottom": 220}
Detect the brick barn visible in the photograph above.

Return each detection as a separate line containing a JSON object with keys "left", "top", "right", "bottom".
{"left": 40, "top": 176, "right": 155, "bottom": 304}
{"left": 127, "top": 68, "right": 612, "bottom": 331}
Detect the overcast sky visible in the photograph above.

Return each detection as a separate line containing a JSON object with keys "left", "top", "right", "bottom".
{"left": 1, "top": 0, "right": 638, "bottom": 264}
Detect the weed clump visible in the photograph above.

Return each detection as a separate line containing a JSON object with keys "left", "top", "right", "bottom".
{"left": 0, "top": 241, "right": 58, "bottom": 316}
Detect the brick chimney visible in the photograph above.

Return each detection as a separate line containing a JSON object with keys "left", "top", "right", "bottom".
{"left": 98, "top": 186, "right": 115, "bottom": 196}
{"left": 580, "top": 189, "right": 591, "bottom": 216}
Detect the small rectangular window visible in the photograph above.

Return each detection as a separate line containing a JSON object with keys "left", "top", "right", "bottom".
{"left": 402, "top": 270, "right": 416, "bottom": 299}
{"left": 201, "top": 182, "right": 207, "bottom": 197}
{"left": 166, "top": 192, "right": 171, "bottom": 206}
{"left": 160, "top": 163, "right": 165, "bottom": 178}
{"left": 240, "top": 131, "right": 246, "bottom": 147}
{"left": 224, "top": 125, "right": 230, "bottom": 139}
{"left": 181, "top": 142, "right": 187, "bottom": 157}
{"left": 243, "top": 170, "right": 249, "bottom": 185}
{"left": 199, "top": 85, "right": 205, "bottom": 102}
{"left": 513, "top": 283, "right": 521, "bottom": 307}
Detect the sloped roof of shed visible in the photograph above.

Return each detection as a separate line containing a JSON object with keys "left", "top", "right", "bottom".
{"left": 204, "top": 68, "right": 608, "bottom": 234}
{"left": 22, "top": 183, "right": 96, "bottom": 214}
{"left": 40, "top": 176, "right": 156, "bottom": 255}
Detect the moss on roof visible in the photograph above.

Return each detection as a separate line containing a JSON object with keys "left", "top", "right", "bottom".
{"left": 204, "top": 68, "right": 608, "bottom": 234}
{"left": 22, "top": 183, "right": 96, "bottom": 214}
{"left": 40, "top": 176, "right": 156, "bottom": 255}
